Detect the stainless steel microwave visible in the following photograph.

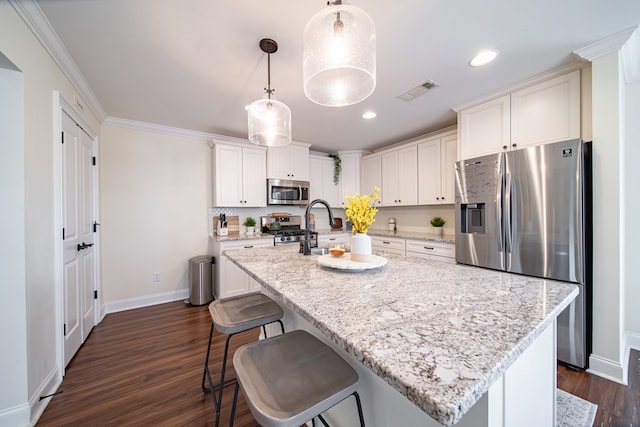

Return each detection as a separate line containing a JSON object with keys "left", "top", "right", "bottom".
{"left": 267, "top": 178, "right": 310, "bottom": 206}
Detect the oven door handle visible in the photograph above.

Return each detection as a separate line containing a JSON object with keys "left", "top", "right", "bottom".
{"left": 298, "top": 185, "right": 302, "bottom": 201}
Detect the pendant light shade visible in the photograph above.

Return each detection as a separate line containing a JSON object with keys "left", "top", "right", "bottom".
{"left": 303, "top": 1, "right": 376, "bottom": 107}
{"left": 248, "top": 39, "right": 292, "bottom": 146}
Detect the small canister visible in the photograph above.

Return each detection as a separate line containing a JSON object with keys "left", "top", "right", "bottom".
{"left": 388, "top": 218, "right": 396, "bottom": 232}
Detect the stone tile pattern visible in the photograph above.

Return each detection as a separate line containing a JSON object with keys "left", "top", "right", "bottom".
{"left": 224, "top": 246, "right": 578, "bottom": 426}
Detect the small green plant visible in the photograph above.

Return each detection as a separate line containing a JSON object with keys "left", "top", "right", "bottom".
{"left": 329, "top": 154, "right": 341, "bottom": 185}
{"left": 243, "top": 217, "right": 256, "bottom": 227}
{"left": 430, "top": 217, "right": 445, "bottom": 227}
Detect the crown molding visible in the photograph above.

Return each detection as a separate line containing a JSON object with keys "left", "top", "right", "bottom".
{"left": 573, "top": 26, "right": 638, "bottom": 62}
{"left": 9, "top": 0, "right": 107, "bottom": 121}
{"left": 452, "top": 62, "right": 586, "bottom": 112}
{"left": 574, "top": 26, "right": 640, "bottom": 83}
{"left": 103, "top": 116, "right": 250, "bottom": 144}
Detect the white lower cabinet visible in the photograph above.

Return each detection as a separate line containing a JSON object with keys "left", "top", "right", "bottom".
{"left": 371, "top": 236, "right": 406, "bottom": 256}
{"left": 213, "top": 238, "right": 273, "bottom": 299}
{"left": 318, "top": 232, "right": 350, "bottom": 247}
{"left": 405, "top": 239, "right": 455, "bottom": 264}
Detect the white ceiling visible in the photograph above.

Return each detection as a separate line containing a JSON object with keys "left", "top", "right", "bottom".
{"left": 36, "top": 0, "right": 640, "bottom": 153}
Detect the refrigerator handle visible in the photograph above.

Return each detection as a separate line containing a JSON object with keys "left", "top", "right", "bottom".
{"left": 496, "top": 155, "right": 505, "bottom": 253}
{"left": 505, "top": 172, "right": 513, "bottom": 253}
{"left": 496, "top": 170, "right": 504, "bottom": 253}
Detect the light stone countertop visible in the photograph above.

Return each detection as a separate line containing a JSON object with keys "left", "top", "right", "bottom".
{"left": 223, "top": 245, "right": 578, "bottom": 426}
{"left": 209, "top": 232, "right": 274, "bottom": 242}
{"left": 315, "top": 228, "right": 456, "bottom": 244}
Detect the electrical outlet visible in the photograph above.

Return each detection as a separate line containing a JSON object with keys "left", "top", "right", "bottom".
{"left": 152, "top": 272, "right": 160, "bottom": 282}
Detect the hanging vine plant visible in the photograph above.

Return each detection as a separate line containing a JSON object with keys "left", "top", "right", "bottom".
{"left": 329, "top": 154, "right": 341, "bottom": 185}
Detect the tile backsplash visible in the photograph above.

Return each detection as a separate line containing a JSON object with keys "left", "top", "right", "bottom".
{"left": 208, "top": 204, "right": 455, "bottom": 235}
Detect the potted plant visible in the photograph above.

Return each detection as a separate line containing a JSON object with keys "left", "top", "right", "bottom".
{"left": 244, "top": 217, "right": 256, "bottom": 234}
{"left": 430, "top": 216, "right": 445, "bottom": 237}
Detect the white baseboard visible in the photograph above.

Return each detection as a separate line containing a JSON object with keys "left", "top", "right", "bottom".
{"left": 105, "top": 289, "right": 189, "bottom": 314}
{"left": 587, "top": 353, "right": 628, "bottom": 385}
{"left": 626, "top": 331, "right": 640, "bottom": 350}
{"left": 0, "top": 402, "right": 30, "bottom": 427}
{"left": 29, "top": 366, "right": 61, "bottom": 426}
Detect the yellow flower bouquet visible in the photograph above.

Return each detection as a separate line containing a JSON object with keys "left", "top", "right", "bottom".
{"left": 343, "top": 187, "right": 380, "bottom": 233}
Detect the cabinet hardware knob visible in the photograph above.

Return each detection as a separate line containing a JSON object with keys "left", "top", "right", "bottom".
{"left": 424, "top": 246, "right": 434, "bottom": 250}
{"left": 512, "top": 143, "right": 517, "bottom": 147}
{"left": 502, "top": 145, "right": 508, "bottom": 150}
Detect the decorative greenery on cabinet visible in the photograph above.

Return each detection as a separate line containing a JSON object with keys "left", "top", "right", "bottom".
{"left": 329, "top": 153, "right": 342, "bottom": 185}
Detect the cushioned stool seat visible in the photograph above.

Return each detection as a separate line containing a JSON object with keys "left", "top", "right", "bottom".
{"left": 201, "top": 292, "right": 284, "bottom": 427}
{"left": 230, "top": 329, "right": 365, "bottom": 427}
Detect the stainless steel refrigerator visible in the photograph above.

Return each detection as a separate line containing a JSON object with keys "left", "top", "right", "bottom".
{"left": 454, "top": 138, "right": 591, "bottom": 368}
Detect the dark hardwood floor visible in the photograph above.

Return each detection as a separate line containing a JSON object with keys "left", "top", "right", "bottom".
{"left": 37, "top": 301, "right": 259, "bottom": 427}
{"left": 38, "top": 300, "right": 639, "bottom": 426}
{"left": 558, "top": 350, "right": 640, "bottom": 427}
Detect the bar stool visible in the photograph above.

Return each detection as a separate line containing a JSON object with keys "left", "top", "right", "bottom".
{"left": 229, "top": 329, "right": 365, "bottom": 427}
{"left": 201, "top": 293, "right": 285, "bottom": 427}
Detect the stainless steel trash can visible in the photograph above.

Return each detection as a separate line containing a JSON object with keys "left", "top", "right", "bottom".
{"left": 187, "top": 255, "right": 214, "bottom": 306}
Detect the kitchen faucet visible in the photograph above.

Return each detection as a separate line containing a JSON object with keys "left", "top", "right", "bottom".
{"left": 302, "top": 199, "right": 334, "bottom": 255}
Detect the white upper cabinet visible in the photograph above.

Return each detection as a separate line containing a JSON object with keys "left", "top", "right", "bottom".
{"left": 360, "top": 154, "right": 383, "bottom": 207}
{"left": 381, "top": 145, "right": 418, "bottom": 206}
{"left": 418, "top": 131, "right": 457, "bottom": 205}
{"left": 458, "top": 70, "right": 580, "bottom": 160}
{"left": 510, "top": 70, "right": 580, "bottom": 147}
{"left": 267, "top": 142, "right": 310, "bottom": 181}
{"left": 337, "top": 151, "right": 365, "bottom": 206}
{"left": 309, "top": 155, "right": 341, "bottom": 207}
{"left": 212, "top": 143, "right": 266, "bottom": 207}
{"left": 459, "top": 95, "right": 511, "bottom": 159}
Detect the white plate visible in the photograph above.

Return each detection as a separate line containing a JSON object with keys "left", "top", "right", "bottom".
{"left": 317, "top": 254, "right": 387, "bottom": 271}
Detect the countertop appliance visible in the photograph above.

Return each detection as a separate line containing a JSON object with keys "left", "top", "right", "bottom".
{"left": 454, "top": 138, "right": 592, "bottom": 369}
{"left": 260, "top": 215, "right": 317, "bottom": 247}
{"left": 267, "top": 178, "right": 310, "bottom": 206}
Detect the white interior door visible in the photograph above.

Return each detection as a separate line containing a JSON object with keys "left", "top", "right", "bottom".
{"left": 61, "top": 110, "right": 96, "bottom": 366}
{"left": 79, "top": 127, "right": 96, "bottom": 341}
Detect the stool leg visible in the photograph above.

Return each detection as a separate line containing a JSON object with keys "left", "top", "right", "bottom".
{"left": 201, "top": 323, "right": 215, "bottom": 392}
{"left": 215, "top": 333, "right": 235, "bottom": 427}
{"left": 353, "top": 392, "right": 365, "bottom": 427}
{"left": 228, "top": 381, "right": 240, "bottom": 427}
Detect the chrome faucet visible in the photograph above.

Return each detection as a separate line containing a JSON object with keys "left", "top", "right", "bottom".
{"left": 303, "top": 199, "right": 335, "bottom": 255}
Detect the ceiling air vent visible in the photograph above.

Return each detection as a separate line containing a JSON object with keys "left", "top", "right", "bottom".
{"left": 397, "top": 79, "right": 440, "bottom": 101}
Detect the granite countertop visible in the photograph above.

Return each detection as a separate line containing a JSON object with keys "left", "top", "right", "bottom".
{"left": 223, "top": 246, "right": 578, "bottom": 426}
{"left": 315, "top": 228, "right": 455, "bottom": 244}
{"left": 209, "top": 232, "right": 274, "bottom": 242}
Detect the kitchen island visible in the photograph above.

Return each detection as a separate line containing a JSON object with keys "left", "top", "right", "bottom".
{"left": 223, "top": 246, "right": 578, "bottom": 426}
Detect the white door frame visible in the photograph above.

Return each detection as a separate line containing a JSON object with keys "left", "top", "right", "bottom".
{"left": 52, "top": 91, "right": 101, "bottom": 375}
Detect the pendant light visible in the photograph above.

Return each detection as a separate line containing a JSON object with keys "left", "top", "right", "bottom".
{"left": 303, "top": 0, "right": 376, "bottom": 107}
{"left": 248, "top": 38, "right": 292, "bottom": 146}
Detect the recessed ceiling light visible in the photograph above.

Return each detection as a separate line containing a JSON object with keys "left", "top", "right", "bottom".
{"left": 362, "top": 111, "right": 376, "bottom": 119}
{"left": 470, "top": 49, "right": 499, "bottom": 67}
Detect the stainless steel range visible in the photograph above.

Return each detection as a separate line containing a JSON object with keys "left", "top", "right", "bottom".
{"left": 260, "top": 215, "right": 317, "bottom": 247}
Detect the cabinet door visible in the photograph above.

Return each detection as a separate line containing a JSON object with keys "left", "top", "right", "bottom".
{"left": 289, "top": 144, "right": 310, "bottom": 181}
{"left": 510, "top": 70, "right": 580, "bottom": 149}
{"left": 242, "top": 147, "right": 267, "bottom": 206}
{"left": 397, "top": 146, "right": 418, "bottom": 205}
{"left": 308, "top": 156, "right": 324, "bottom": 201}
{"left": 339, "top": 152, "right": 361, "bottom": 206}
{"left": 440, "top": 133, "right": 457, "bottom": 204}
{"left": 418, "top": 139, "right": 441, "bottom": 205}
{"left": 213, "top": 144, "right": 243, "bottom": 207}
{"left": 267, "top": 145, "right": 291, "bottom": 179}
{"left": 322, "top": 157, "right": 341, "bottom": 207}
{"left": 459, "top": 94, "right": 510, "bottom": 160}
{"left": 360, "top": 155, "right": 382, "bottom": 207}
{"left": 218, "top": 256, "right": 249, "bottom": 299}
{"left": 381, "top": 151, "right": 398, "bottom": 206}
